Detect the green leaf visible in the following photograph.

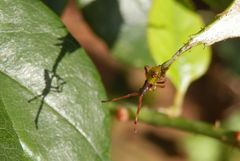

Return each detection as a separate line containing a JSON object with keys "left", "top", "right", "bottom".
{"left": 147, "top": 0, "right": 211, "bottom": 115}
{"left": 77, "top": 0, "right": 95, "bottom": 8}
{"left": 82, "top": 0, "right": 154, "bottom": 67}
{"left": 183, "top": 135, "right": 224, "bottom": 161}
{"left": 0, "top": 0, "right": 110, "bottom": 161}
{"left": 0, "top": 98, "right": 30, "bottom": 161}
{"left": 190, "top": 0, "right": 240, "bottom": 46}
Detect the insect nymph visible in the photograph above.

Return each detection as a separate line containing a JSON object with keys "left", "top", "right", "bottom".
{"left": 102, "top": 65, "right": 167, "bottom": 132}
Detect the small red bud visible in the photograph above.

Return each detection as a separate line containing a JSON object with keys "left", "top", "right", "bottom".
{"left": 116, "top": 107, "right": 129, "bottom": 122}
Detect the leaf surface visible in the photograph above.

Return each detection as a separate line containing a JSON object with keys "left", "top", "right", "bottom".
{"left": 0, "top": 0, "right": 110, "bottom": 161}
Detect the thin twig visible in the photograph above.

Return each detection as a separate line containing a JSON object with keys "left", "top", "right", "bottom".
{"left": 162, "top": 40, "right": 195, "bottom": 71}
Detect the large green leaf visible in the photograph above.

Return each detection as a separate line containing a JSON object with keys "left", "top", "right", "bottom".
{"left": 147, "top": 0, "right": 211, "bottom": 115}
{"left": 0, "top": 0, "right": 110, "bottom": 161}
{"left": 0, "top": 98, "right": 30, "bottom": 161}
{"left": 82, "top": 0, "right": 154, "bottom": 67}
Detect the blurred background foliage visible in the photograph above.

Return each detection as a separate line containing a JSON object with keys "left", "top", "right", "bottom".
{"left": 42, "top": 0, "right": 67, "bottom": 15}
{"left": 81, "top": 0, "right": 154, "bottom": 67}
{"left": 44, "top": 0, "right": 240, "bottom": 160}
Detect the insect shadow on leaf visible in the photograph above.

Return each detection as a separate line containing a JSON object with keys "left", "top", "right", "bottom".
{"left": 28, "top": 33, "right": 79, "bottom": 129}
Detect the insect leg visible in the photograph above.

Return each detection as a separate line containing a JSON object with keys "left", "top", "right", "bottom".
{"left": 156, "top": 82, "right": 165, "bottom": 88}
{"left": 144, "top": 65, "right": 150, "bottom": 78}
{"left": 134, "top": 94, "right": 143, "bottom": 133}
{"left": 28, "top": 94, "right": 42, "bottom": 103}
{"left": 156, "top": 77, "right": 166, "bottom": 88}
{"left": 102, "top": 92, "right": 139, "bottom": 103}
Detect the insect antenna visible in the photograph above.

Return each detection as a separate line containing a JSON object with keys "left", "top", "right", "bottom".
{"left": 102, "top": 92, "right": 144, "bottom": 132}
{"left": 102, "top": 92, "right": 146, "bottom": 133}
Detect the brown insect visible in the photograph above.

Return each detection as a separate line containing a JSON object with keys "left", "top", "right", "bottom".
{"left": 102, "top": 65, "right": 167, "bottom": 132}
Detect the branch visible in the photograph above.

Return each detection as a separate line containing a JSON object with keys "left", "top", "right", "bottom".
{"left": 109, "top": 105, "right": 240, "bottom": 148}
{"left": 162, "top": 0, "right": 240, "bottom": 71}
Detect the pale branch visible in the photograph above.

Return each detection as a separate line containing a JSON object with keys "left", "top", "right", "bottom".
{"left": 191, "top": 0, "right": 240, "bottom": 46}
{"left": 161, "top": 0, "right": 240, "bottom": 71}
{"left": 162, "top": 41, "right": 194, "bottom": 70}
